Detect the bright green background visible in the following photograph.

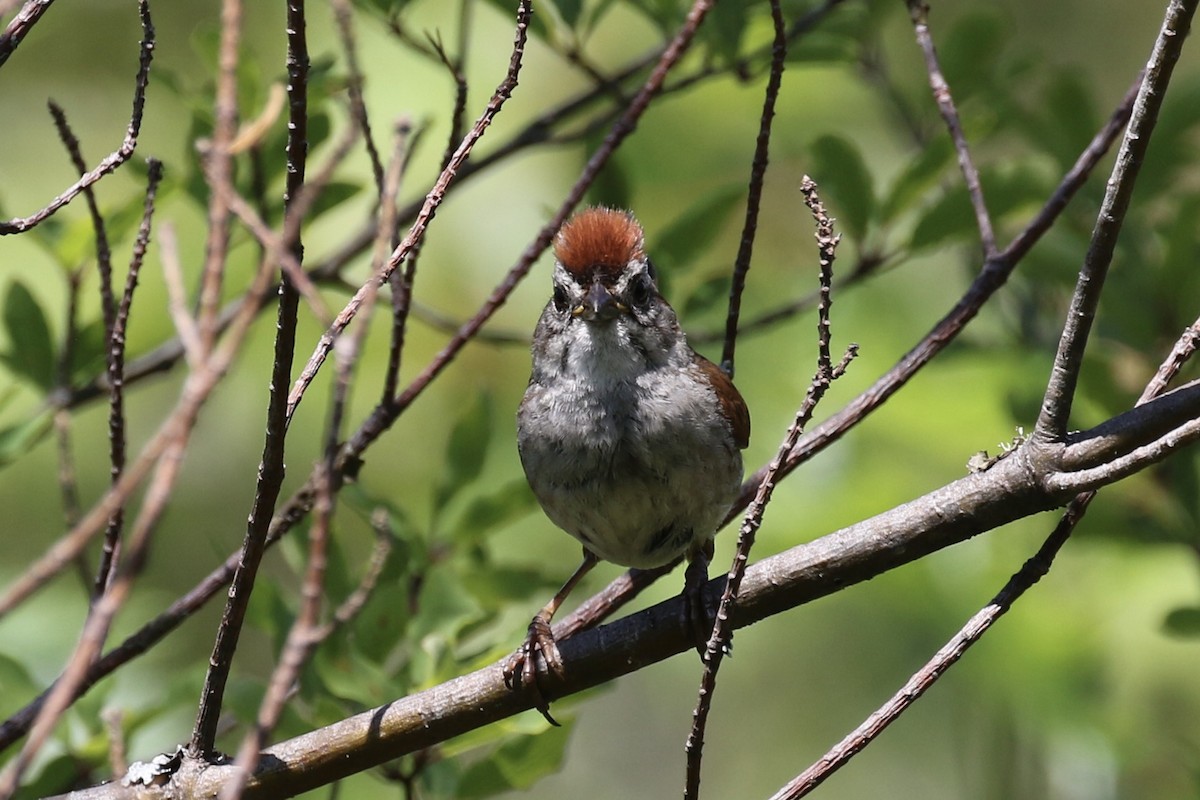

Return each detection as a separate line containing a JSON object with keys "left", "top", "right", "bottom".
{"left": 1, "top": 0, "right": 1199, "bottom": 797}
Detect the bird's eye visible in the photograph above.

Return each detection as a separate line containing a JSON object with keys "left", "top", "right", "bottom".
{"left": 552, "top": 283, "right": 570, "bottom": 313}
{"left": 628, "top": 273, "right": 654, "bottom": 308}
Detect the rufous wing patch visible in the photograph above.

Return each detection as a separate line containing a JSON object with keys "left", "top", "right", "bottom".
{"left": 693, "top": 352, "right": 750, "bottom": 449}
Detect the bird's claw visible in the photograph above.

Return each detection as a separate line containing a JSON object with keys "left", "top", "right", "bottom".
{"left": 503, "top": 614, "right": 564, "bottom": 726}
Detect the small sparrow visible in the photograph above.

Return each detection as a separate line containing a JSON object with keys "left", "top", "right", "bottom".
{"left": 508, "top": 207, "right": 750, "bottom": 719}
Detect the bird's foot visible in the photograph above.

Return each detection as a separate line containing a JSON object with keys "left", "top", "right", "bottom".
{"left": 683, "top": 554, "right": 731, "bottom": 661}
{"left": 503, "top": 613, "right": 563, "bottom": 726}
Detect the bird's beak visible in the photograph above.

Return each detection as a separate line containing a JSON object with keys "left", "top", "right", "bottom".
{"left": 575, "top": 281, "right": 625, "bottom": 322}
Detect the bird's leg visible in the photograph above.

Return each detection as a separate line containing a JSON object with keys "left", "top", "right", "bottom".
{"left": 504, "top": 549, "right": 599, "bottom": 726}
{"left": 683, "top": 539, "right": 720, "bottom": 658}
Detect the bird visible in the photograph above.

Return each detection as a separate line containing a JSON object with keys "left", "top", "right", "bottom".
{"left": 508, "top": 206, "right": 750, "bottom": 721}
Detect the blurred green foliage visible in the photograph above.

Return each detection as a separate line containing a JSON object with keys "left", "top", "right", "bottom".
{"left": 1, "top": 0, "right": 1200, "bottom": 798}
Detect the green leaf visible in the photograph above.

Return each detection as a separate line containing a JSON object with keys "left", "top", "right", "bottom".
{"left": 809, "top": 135, "right": 875, "bottom": 241}
{"left": 700, "top": 0, "right": 747, "bottom": 65}
{"left": 457, "top": 721, "right": 575, "bottom": 798}
{"left": 433, "top": 393, "right": 494, "bottom": 516}
{"left": 352, "top": 0, "right": 417, "bottom": 16}
{"left": 1163, "top": 606, "right": 1200, "bottom": 638}
{"left": 312, "top": 640, "right": 399, "bottom": 708}
{"left": 454, "top": 478, "right": 538, "bottom": 545}
{"left": 908, "top": 185, "right": 977, "bottom": 252}
{"left": 937, "top": 9, "right": 1009, "bottom": 100}
{"left": 0, "top": 652, "right": 38, "bottom": 718}
{"left": 0, "top": 410, "right": 53, "bottom": 469}
{"left": 650, "top": 185, "right": 743, "bottom": 278}
{"left": 308, "top": 182, "right": 362, "bottom": 220}
{"left": 880, "top": 137, "right": 954, "bottom": 223}
{"left": 69, "top": 319, "right": 107, "bottom": 386}
{"left": 479, "top": 0, "right": 550, "bottom": 40}
{"left": 681, "top": 273, "right": 729, "bottom": 320}
{"left": 550, "top": 0, "right": 583, "bottom": 29}
{"left": 1, "top": 282, "right": 55, "bottom": 389}
{"left": 786, "top": 31, "right": 860, "bottom": 65}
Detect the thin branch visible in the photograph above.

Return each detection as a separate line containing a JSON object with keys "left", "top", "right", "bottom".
{"left": 285, "top": 0, "right": 533, "bottom": 421}
{"left": 772, "top": 311, "right": 1200, "bottom": 798}
{"left": 94, "top": 157, "right": 165, "bottom": 595}
{"left": 0, "top": 0, "right": 153, "bottom": 234}
{"left": 720, "top": 0, "right": 787, "bottom": 377}
{"left": 221, "top": 461, "right": 333, "bottom": 800}
{"left": 158, "top": 224, "right": 204, "bottom": 367}
{"left": 770, "top": 495, "right": 1092, "bottom": 800}
{"left": 685, "top": 176, "right": 850, "bottom": 800}
{"left": 376, "top": 121, "right": 415, "bottom": 401}
{"left": 1034, "top": 0, "right": 1196, "bottom": 441}
{"left": 47, "top": 98, "right": 129, "bottom": 599}
{"left": 313, "top": 515, "right": 393, "bottom": 642}
{"left": 427, "top": 31, "right": 470, "bottom": 172}
{"left": 52, "top": 269, "right": 89, "bottom": 594}
{"left": 194, "top": 0, "right": 241, "bottom": 354}
{"left": 345, "top": 0, "right": 721, "bottom": 460}
{"left": 906, "top": 0, "right": 995, "bottom": 255}
{"left": 0, "top": 0, "right": 57, "bottom": 69}
{"left": 329, "top": 0, "right": 384, "bottom": 194}
{"left": 190, "top": 0, "right": 309, "bottom": 758}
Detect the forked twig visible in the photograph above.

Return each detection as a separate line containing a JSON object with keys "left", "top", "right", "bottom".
{"left": 720, "top": 0, "right": 788, "bottom": 377}
{"left": 0, "top": 0, "right": 153, "bottom": 234}
{"left": 284, "top": 0, "right": 534, "bottom": 421}
{"left": 685, "top": 177, "right": 853, "bottom": 799}
{"left": 906, "top": 0, "right": 995, "bottom": 254}
{"left": 771, "top": 310, "right": 1200, "bottom": 798}
{"left": 1034, "top": 0, "right": 1196, "bottom": 441}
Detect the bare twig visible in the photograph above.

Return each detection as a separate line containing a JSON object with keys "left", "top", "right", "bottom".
{"left": 0, "top": 0, "right": 57, "bottom": 69}
{"left": 376, "top": 122, "right": 416, "bottom": 401}
{"left": 772, "top": 309, "right": 1200, "bottom": 799}
{"left": 52, "top": 270, "right": 89, "bottom": 593}
{"left": 330, "top": 0, "right": 384, "bottom": 194}
{"left": 720, "top": 0, "right": 787, "bottom": 377}
{"left": 102, "top": 708, "right": 128, "bottom": 778}
{"left": 313, "top": 517, "right": 394, "bottom": 642}
{"left": 95, "top": 157, "right": 165, "bottom": 595}
{"left": 685, "top": 177, "right": 850, "bottom": 800}
{"left": 190, "top": 0, "right": 310, "bottom": 759}
{"left": 0, "top": 0, "right": 153, "bottom": 234}
{"left": 47, "top": 98, "right": 127, "bottom": 598}
{"left": 221, "top": 460, "right": 333, "bottom": 800}
{"left": 285, "top": 0, "right": 533, "bottom": 421}
{"left": 194, "top": 0, "right": 241, "bottom": 354}
{"left": 59, "top": 2, "right": 851, "bottom": 413}
{"left": 345, "top": 0, "right": 721, "bottom": 462}
{"left": 158, "top": 224, "right": 204, "bottom": 367}
{"left": 1033, "top": 0, "right": 1196, "bottom": 441}
{"left": 906, "top": 0, "right": 996, "bottom": 254}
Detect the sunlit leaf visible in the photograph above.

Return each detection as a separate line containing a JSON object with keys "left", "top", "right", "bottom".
{"left": 454, "top": 478, "right": 538, "bottom": 545}
{"left": 434, "top": 393, "right": 495, "bottom": 515}
{"left": 809, "top": 135, "right": 875, "bottom": 241}
{"left": 1, "top": 282, "right": 55, "bottom": 390}
{"left": 880, "top": 136, "right": 954, "bottom": 223}
{"left": 0, "top": 410, "right": 54, "bottom": 469}
{"left": 1163, "top": 606, "right": 1200, "bottom": 638}
{"left": 650, "top": 185, "right": 743, "bottom": 279}
{"left": 457, "top": 721, "right": 575, "bottom": 798}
